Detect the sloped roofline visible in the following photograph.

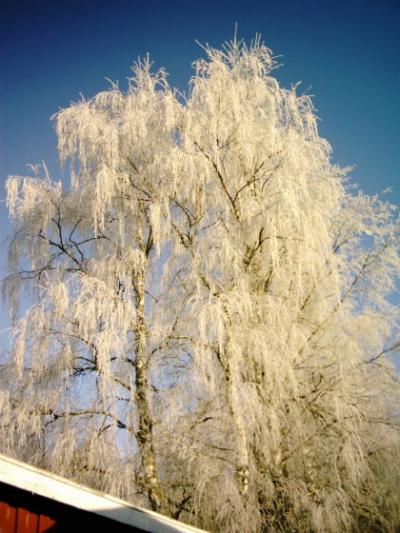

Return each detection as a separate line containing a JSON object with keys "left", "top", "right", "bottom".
{"left": 0, "top": 454, "right": 206, "bottom": 533}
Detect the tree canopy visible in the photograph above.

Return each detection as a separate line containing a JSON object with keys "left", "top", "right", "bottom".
{"left": 1, "top": 37, "right": 400, "bottom": 532}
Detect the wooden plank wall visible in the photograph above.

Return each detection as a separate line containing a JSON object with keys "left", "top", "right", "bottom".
{"left": 0, "top": 481, "right": 142, "bottom": 532}
{"left": 0, "top": 501, "right": 56, "bottom": 533}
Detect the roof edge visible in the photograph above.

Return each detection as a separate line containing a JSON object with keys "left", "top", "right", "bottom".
{"left": 0, "top": 454, "right": 206, "bottom": 533}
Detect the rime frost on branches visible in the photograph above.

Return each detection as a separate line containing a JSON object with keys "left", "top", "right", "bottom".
{"left": 1, "top": 37, "right": 400, "bottom": 532}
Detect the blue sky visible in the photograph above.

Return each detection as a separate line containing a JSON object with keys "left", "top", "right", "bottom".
{"left": 0, "top": 0, "right": 399, "bottom": 345}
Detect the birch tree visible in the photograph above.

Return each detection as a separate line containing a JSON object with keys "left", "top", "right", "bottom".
{"left": 1, "top": 37, "right": 400, "bottom": 532}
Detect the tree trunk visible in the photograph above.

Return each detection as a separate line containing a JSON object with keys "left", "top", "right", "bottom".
{"left": 133, "top": 245, "right": 166, "bottom": 513}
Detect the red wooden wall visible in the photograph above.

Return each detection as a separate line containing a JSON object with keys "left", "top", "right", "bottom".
{"left": 0, "top": 502, "right": 55, "bottom": 533}
{"left": 0, "top": 481, "right": 141, "bottom": 532}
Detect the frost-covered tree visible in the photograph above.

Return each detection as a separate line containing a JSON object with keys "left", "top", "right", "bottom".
{"left": 1, "top": 37, "right": 400, "bottom": 532}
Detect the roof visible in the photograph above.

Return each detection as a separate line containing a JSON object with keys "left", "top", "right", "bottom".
{"left": 0, "top": 454, "right": 206, "bottom": 533}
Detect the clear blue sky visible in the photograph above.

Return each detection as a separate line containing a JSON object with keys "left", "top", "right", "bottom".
{"left": 0, "top": 0, "right": 399, "bottom": 345}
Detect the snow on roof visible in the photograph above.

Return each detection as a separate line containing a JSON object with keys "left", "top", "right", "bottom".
{"left": 0, "top": 454, "right": 206, "bottom": 533}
